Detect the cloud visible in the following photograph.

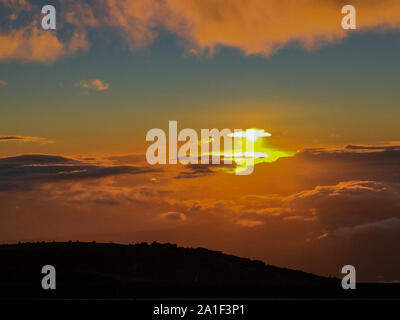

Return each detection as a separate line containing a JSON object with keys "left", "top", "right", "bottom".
{"left": 159, "top": 211, "right": 187, "bottom": 222}
{"left": 0, "top": 80, "right": 7, "bottom": 86}
{"left": 334, "top": 218, "right": 400, "bottom": 238}
{"left": 345, "top": 144, "right": 400, "bottom": 151}
{"left": 106, "top": 154, "right": 146, "bottom": 165}
{"left": 0, "top": 135, "right": 54, "bottom": 144}
{"left": 0, "top": 0, "right": 33, "bottom": 13}
{"left": 234, "top": 177, "right": 400, "bottom": 233}
{"left": 0, "top": 154, "right": 77, "bottom": 164}
{"left": 0, "top": 136, "right": 27, "bottom": 141}
{"left": 74, "top": 79, "right": 110, "bottom": 91}
{"left": 63, "top": 1, "right": 100, "bottom": 28}
{"left": 0, "top": 22, "right": 88, "bottom": 63}
{"left": 271, "top": 146, "right": 400, "bottom": 187}
{"left": 0, "top": 0, "right": 89, "bottom": 63}
{"left": 103, "top": 0, "right": 161, "bottom": 50}
{"left": 175, "top": 164, "right": 215, "bottom": 179}
{"left": 236, "top": 219, "right": 264, "bottom": 228}
{"left": 1, "top": 144, "right": 400, "bottom": 282}
{"left": 175, "top": 162, "right": 236, "bottom": 179}
{"left": 228, "top": 129, "right": 271, "bottom": 142}
{"left": 0, "top": 154, "right": 157, "bottom": 191}
{"left": 173, "top": 145, "right": 400, "bottom": 232}
{"left": 102, "top": 0, "right": 400, "bottom": 57}
{"left": 165, "top": 0, "right": 400, "bottom": 56}
{"left": 3, "top": 0, "right": 400, "bottom": 63}
{"left": 285, "top": 180, "right": 400, "bottom": 230}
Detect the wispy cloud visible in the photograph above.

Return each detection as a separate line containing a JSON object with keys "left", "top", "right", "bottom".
{"left": 0, "top": 80, "right": 7, "bottom": 86}
{"left": 236, "top": 219, "right": 264, "bottom": 228}
{"left": 74, "top": 79, "right": 110, "bottom": 91}
{"left": 0, "top": 135, "right": 54, "bottom": 144}
{"left": 0, "top": 154, "right": 157, "bottom": 191}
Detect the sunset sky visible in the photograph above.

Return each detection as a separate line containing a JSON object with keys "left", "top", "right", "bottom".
{"left": 1, "top": 0, "right": 400, "bottom": 282}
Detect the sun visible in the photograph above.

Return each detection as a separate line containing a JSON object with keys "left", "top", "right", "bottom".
{"left": 222, "top": 128, "right": 295, "bottom": 174}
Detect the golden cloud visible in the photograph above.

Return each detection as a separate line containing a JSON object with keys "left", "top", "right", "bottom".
{"left": 105, "top": 0, "right": 400, "bottom": 56}
{"left": 74, "top": 79, "right": 110, "bottom": 91}
{"left": 0, "top": 23, "right": 88, "bottom": 63}
{"left": 1, "top": 0, "right": 400, "bottom": 62}
{"left": 104, "top": 0, "right": 161, "bottom": 50}
{"left": 236, "top": 219, "right": 264, "bottom": 227}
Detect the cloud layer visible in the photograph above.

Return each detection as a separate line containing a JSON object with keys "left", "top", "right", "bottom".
{"left": 1, "top": 0, "right": 400, "bottom": 63}
{"left": 1, "top": 145, "right": 400, "bottom": 281}
{"left": 0, "top": 154, "right": 156, "bottom": 191}
{"left": 0, "top": 135, "right": 54, "bottom": 144}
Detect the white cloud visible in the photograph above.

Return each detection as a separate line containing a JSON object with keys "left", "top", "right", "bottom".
{"left": 228, "top": 129, "right": 271, "bottom": 142}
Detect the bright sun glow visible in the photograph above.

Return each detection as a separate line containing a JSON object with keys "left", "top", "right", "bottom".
{"left": 195, "top": 128, "right": 295, "bottom": 174}
{"left": 228, "top": 129, "right": 272, "bottom": 142}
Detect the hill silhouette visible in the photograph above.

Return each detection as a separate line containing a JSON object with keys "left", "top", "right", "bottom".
{"left": 0, "top": 242, "right": 397, "bottom": 299}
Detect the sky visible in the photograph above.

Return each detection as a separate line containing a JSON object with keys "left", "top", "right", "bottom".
{"left": 1, "top": 0, "right": 400, "bottom": 282}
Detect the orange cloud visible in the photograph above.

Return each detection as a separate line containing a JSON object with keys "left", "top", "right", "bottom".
{"left": 104, "top": 0, "right": 161, "bottom": 50}
{"left": 236, "top": 219, "right": 264, "bottom": 227}
{"left": 75, "top": 79, "right": 110, "bottom": 91}
{"left": 0, "top": 80, "right": 6, "bottom": 86}
{"left": 0, "top": 22, "right": 88, "bottom": 63}
{"left": 0, "top": 0, "right": 88, "bottom": 63}
{"left": 161, "top": 0, "right": 400, "bottom": 56}
{"left": 64, "top": 1, "right": 100, "bottom": 28}
{"left": 93, "top": 0, "right": 400, "bottom": 56}
{"left": 2, "top": 0, "right": 400, "bottom": 62}
{"left": 0, "top": 0, "right": 33, "bottom": 12}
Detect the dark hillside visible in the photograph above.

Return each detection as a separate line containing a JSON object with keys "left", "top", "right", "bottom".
{"left": 0, "top": 242, "right": 396, "bottom": 299}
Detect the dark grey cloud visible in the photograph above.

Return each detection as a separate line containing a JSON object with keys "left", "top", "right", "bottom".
{"left": 297, "top": 147, "right": 400, "bottom": 164}
{"left": 0, "top": 136, "right": 23, "bottom": 141}
{"left": 159, "top": 211, "right": 187, "bottom": 222}
{"left": 0, "top": 154, "right": 157, "bottom": 191}
{"left": 234, "top": 178, "right": 400, "bottom": 236}
{"left": 0, "top": 136, "right": 53, "bottom": 143}
{"left": 175, "top": 163, "right": 236, "bottom": 179}
{"left": 0, "top": 154, "right": 77, "bottom": 165}
{"left": 287, "top": 180, "right": 400, "bottom": 231}
{"left": 334, "top": 217, "right": 400, "bottom": 238}
{"left": 345, "top": 144, "right": 400, "bottom": 151}
{"left": 272, "top": 146, "right": 400, "bottom": 186}
{"left": 175, "top": 164, "right": 215, "bottom": 179}
{"left": 106, "top": 154, "right": 146, "bottom": 164}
